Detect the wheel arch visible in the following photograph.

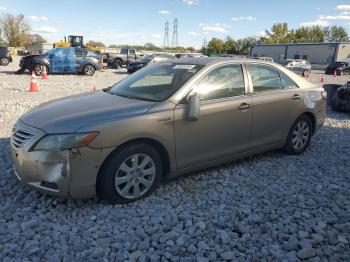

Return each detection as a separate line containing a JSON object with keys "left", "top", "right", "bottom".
{"left": 299, "top": 111, "right": 316, "bottom": 135}
{"left": 96, "top": 137, "right": 171, "bottom": 193}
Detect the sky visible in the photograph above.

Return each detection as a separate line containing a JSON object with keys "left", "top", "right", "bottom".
{"left": 1, "top": 0, "right": 350, "bottom": 48}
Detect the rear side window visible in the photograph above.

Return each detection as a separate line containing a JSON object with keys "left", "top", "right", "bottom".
{"left": 247, "top": 64, "right": 282, "bottom": 92}
{"left": 280, "top": 72, "right": 298, "bottom": 89}
{"left": 75, "top": 49, "right": 88, "bottom": 57}
{"left": 194, "top": 64, "right": 245, "bottom": 101}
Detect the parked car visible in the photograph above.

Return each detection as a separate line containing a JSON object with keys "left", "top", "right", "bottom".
{"left": 325, "top": 62, "right": 350, "bottom": 76}
{"left": 105, "top": 48, "right": 139, "bottom": 69}
{"left": 17, "top": 47, "right": 100, "bottom": 76}
{"left": 332, "top": 82, "right": 350, "bottom": 112}
{"left": 127, "top": 55, "right": 172, "bottom": 73}
{"left": 283, "top": 59, "right": 311, "bottom": 77}
{"left": 11, "top": 58, "right": 327, "bottom": 204}
{"left": 0, "top": 47, "right": 13, "bottom": 66}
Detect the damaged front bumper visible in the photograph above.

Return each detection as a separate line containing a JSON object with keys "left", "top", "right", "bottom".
{"left": 11, "top": 120, "right": 115, "bottom": 199}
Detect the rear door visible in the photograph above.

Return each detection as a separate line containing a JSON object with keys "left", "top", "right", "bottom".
{"left": 246, "top": 63, "right": 305, "bottom": 149}
{"left": 174, "top": 63, "right": 253, "bottom": 169}
{"left": 74, "top": 48, "right": 88, "bottom": 72}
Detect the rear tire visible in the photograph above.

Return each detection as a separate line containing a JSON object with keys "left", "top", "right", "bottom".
{"left": 283, "top": 115, "right": 312, "bottom": 155}
{"left": 97, "top": 143, "right": 163, "bottom": 204}
{"left": 83, "top": 64, "right": 95, "bottom": 76}
{"left": 0, "top": 57, "right": 9, "bottom": 66}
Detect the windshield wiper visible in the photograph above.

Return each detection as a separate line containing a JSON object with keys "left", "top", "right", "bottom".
{"left": 112, "top": 92, "right": 158, "bottom": 102}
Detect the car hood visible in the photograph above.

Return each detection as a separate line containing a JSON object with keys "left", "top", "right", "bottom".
{"left": 21, "top": 91, "right": 155, "bottom": 133}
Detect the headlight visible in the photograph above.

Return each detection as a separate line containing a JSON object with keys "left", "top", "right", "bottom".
{"left": 32, "top": 132, "right": 99, "bottom": 151}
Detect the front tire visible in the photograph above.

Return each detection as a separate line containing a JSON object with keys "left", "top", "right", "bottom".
{"left": 283, "top": 115, "right": 312, "bottom": 155}
{"left": 34, "top": 64, "right": 48, "bottom": 76}
{"left": 97, "top": 143, "right": 163, "bottom": 204}
{"left": 83, "top": 64, "right": 95, "bottom": 76}
{"left": 113, "top": 59, "right": 122, "bottom": 69}
{"left": 0, "top": 57, "right": 9, "bottom": 66}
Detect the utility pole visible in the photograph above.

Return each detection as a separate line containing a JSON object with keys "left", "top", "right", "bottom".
{"left": 163, "top": 20, "right": 169, "bottom": 48}
{"left": 171, "top": 18, "right": 179, "bottom": 48}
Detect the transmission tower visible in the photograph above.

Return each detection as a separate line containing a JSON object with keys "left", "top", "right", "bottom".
{"left": 163, "top": 20, "right": 169, "bottom": 48}
{"left": 171, "top": 18, "right": 179, "bottom": 47}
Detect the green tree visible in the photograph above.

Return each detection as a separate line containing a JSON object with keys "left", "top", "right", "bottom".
{"left": 207, "top": 38, "right": 225, "bottom": 55}
{"left": 0, "top": 14, "right": 30, "bottom": 47}
{"left": 266, "top": 23, "right": 289, "bottom": 43}
{"left": 324, "top": 26, "right": 348, "bottom": 42}
{"left": 86, "top": 40, "right": 105, "bottom": 47}
{"left": 224, "top": 36, "right": 236, "bottom": 54}
{"left": 30, "top": 34, "right": 46, "bottom": 45}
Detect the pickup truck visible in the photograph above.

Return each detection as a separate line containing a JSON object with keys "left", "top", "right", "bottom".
{"left": 104, "top": 48, "right": 139, "bottom": 69}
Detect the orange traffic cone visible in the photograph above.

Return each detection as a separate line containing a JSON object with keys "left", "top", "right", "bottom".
{"left": 29, "top": 71, "right": 38, "bottom": 92}
{"left": 333, "top": 70, "right": 337, "bottom": 78}
{"left": 92, "top": 85, "right": 96, "bottom": 92}
{"left": 42, "top": 66, "right": 47, "bottom": 80}
{"left": 320, "top": 74, "right": 325, "bottom": 83}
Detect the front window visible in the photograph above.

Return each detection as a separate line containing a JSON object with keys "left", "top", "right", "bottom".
{"left": 194, "top": 64, "right": 245, "bottom": 101}
{"left": 110, "top": 63, "right": 203, "bottom": 101}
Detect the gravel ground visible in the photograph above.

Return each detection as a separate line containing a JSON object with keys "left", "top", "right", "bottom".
{"left": 0, "top": 57, "right": 350, "bottom": 261}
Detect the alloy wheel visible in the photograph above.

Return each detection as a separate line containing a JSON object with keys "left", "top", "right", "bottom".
{"left": 114, "top": 153, "right": 156, "bottom": 199}
{"left": 35, "top": 64, "right": 44, "bottom": 75}
{"left": 291, "top": 120, "right": 310, "bottom": 150}
{"left": 84, "top": 65, "right": 94, "bottom": 75}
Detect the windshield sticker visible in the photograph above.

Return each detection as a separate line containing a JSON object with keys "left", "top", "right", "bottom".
{"left": 173, "top": 64, "right": 196, "bottom": 70}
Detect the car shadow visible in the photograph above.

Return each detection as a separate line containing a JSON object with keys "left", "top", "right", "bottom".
{"left": 113, "top": 71, "right": 128, "bottom": 75}
{"left": 0, "top": 70, "right": 19, "bottom": 74}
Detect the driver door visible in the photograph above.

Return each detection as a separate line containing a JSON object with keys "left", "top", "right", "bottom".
{"left": 174, "top": 63, "right": 253, "bottom": 169}
{"left": 50, "top": 48, "right": 64, "bottom": 73}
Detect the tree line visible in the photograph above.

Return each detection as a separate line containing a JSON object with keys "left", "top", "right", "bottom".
{"left": 204, "top": 23, "right": 349, "bottom": 56}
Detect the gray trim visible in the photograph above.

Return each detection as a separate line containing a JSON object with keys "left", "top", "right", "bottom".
{"left": 251, "top": 42, "right": 347, "bottom": 47}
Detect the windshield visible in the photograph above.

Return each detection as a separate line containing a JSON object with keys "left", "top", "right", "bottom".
{"left": 44, "top": 48, "right": 59, "bottom": 55}
{"left": 332, "top": 62, "right": 346, "bottom": 67}
{"left": 141, "top": 56, "right": 154, "bottom": 62}
{"left": 110, "top": 63, "right": 203, "bottom": 102}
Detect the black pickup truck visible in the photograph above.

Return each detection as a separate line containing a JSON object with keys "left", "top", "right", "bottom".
{"left": 0, "top": 47, "right": 13, "bottom": 66}
{"left": 104, "top": 48, "right": 139, "bottom": 69}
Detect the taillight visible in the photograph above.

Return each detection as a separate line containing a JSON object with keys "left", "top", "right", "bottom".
{"left": 321, "top": 90, "right": 327, "bottom": 100}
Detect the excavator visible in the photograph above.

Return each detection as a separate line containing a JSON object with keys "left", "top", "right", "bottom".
{"left": 53, "top": 35, "right": 104, "bottom": 52}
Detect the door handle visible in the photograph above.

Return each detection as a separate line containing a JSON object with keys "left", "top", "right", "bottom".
{"left": 292, "top": 94, "right": 302, "bottom": 100}
{"left": 239, "top": 103, "right": 251, "bottom": 110}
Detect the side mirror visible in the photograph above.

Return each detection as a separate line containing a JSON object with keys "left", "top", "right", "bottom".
{"left": 187, "top": 93, "right": 200, "bottom": 121}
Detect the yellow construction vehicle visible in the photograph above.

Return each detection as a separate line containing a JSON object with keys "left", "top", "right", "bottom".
{"left": 53, "top": 35, "right": 104, "bottom": 52}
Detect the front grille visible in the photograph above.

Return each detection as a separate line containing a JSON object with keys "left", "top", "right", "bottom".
{"left": 11, "top": 130, "right": 34, "bottom": 148}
